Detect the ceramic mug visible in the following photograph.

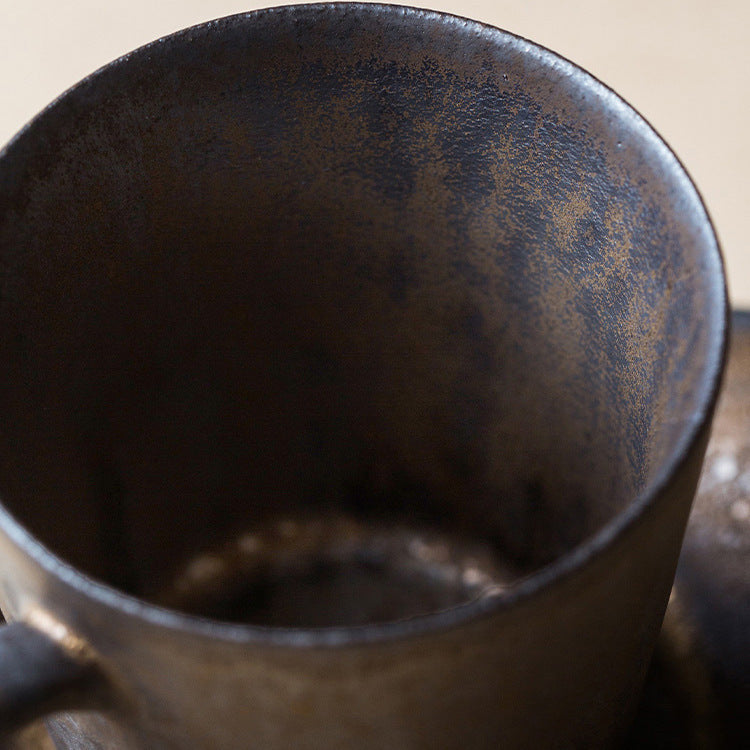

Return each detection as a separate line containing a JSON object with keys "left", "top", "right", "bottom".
{"left": 0, "top": 4, "right": 727, "bottom": 748}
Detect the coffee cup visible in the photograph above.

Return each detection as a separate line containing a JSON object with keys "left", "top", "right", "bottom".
{"left": 0, "top": 4, "right": 727, "bottom": 747}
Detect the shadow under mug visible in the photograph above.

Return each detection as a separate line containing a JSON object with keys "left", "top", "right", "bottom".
{"left": 0, "top": 4, "right": 727, "bottom": 748}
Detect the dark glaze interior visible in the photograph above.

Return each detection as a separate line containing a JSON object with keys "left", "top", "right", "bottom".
{"left": 0, "top": 7, "right": 722, "bottom": 622}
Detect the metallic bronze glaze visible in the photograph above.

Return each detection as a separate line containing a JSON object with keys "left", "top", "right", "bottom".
{"left": 0, "top": 4, "right": 727, "bottom": 747}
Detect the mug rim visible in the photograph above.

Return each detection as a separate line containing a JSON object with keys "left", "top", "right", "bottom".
{"left": 0, "top": 2, "right": 729, "bottom": 647}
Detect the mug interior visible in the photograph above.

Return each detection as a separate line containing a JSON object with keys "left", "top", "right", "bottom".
{"left": 0, "top": 6, "right": 724, "bottom": 627}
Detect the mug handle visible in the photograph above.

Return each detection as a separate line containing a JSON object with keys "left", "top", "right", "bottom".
{"left": 0, "top": 619, "right": 105, "bottom": 735}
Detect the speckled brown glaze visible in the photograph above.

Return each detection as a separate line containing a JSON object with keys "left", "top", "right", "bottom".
{"left": 0, "top": 4, "right": 726, "bottom": 748}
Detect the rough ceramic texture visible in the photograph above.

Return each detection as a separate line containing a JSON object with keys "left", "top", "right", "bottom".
{"left": 0, "top": 4, "right": 726, "bottom": 748}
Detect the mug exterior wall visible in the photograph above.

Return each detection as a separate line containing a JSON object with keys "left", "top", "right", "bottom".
{"left": 0, "top": 427, "right": 709, "bottom": 749}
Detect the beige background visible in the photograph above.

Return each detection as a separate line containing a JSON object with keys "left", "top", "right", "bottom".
{"left": 1, "top": 0, "right": 747, "bottom": 304}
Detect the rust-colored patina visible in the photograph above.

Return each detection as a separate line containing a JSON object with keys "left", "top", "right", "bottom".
{"left": 0, "top": 4, "right": 726, "bottom": 748}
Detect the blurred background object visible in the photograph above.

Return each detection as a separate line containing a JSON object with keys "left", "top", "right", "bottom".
{"left": 1, "top": 0, "right": 748, "bottom": 304}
